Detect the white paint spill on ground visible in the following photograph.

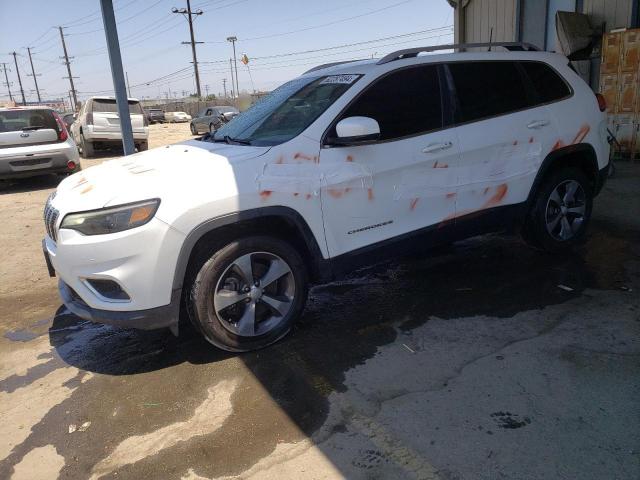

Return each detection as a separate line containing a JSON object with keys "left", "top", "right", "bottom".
{"left": 210, "top": 439, "right": 344, "bottom": 480}
{"left": 89, "top": 379, "right": 239, "bottom": 480}
{"left": 10, "top": 445, "right": 65, "bottom": 480}
{"left": 0, "top": 365, "right": 90, "bottom": 461}
{"left": 0, "top": 337, "right": 53, "bottom": 380}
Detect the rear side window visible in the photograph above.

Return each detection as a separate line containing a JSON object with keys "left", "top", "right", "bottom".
{"left": 339, "top": 65, "right": 442, "bottom": 141}
{"left": 448, "top": 61, "right": 529, "bottom": 124}
{"left": 520, "top": 61, "right": 571, "bottom": 104}
{"left": 92, "top": 99, "right": 144, "bottom": 115}
{"left": 0, "top": 109, "right": 57, "bottom": 133}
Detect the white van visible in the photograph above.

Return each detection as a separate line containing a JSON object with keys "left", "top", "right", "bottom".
{"left": 44, "top": 43, "right": 610, "bottom": 352}
{"left": 70, "top": 96, "right": 148, "bottom": 158}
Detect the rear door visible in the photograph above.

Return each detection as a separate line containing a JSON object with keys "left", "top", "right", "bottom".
{"left": 0, "top": 109, "right": 59, "bottom": 148}
{"left": 447, "top": 61, "right": 555, "bottom": 222}
{"left": 319, "top": 64, "right": 459, "bottom": 257}
{"left": 92, "top": 99, "right": 145, "bottom": 134}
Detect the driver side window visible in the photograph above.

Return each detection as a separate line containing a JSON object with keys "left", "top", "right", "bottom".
{"left": 338, "top": 65, "right": 443, "bottom": 141}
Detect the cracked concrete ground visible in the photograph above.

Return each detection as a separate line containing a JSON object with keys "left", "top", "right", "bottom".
{"left": 0, "top": 133, "right": 638, "bottom": 480}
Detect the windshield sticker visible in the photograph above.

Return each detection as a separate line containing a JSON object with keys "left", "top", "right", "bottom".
{"left": 320, "top": 74, "right": 359, "bottom": 85}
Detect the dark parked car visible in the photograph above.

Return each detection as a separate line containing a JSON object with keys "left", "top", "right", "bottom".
{"left": 190, "top": 105, "right": 239, "bottom": 135}
{"left": 61, "top": 112, "right": 76, "bottom": 130}
{"left": 146, "top": 108, "right": 165, "bottom": 124}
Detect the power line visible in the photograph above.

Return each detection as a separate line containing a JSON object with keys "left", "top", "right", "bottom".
{"left": 204, "top": 0, "right": 418, "bottom": 43}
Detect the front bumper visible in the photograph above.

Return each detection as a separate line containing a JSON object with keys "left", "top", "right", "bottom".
{"left": 44, "top": 215, "right": 185, "bottom": 316}
{"left": 59, "top": 280, "right": 180, "bottom": 330}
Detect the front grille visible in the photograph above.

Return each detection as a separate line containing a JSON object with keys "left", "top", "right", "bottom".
{"left": 43, "top": 192, "right": 60, "bottom": 242}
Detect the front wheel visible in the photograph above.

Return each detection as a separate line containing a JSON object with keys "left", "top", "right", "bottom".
{"left": 522, "top": 167, "right": 593, "bottom": 252}
{"left": 188, "top": 236, "right": 308, "bottom": 352}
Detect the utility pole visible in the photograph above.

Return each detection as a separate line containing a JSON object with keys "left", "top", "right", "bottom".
{"left": 204, "top": 84, "right": 209, "bottom": 97}
{"left": 126, "top": 71, "right": 132, "bottom": 98}
{"left": 1, "top": 63, "right": 13, "bottom": 102}
{"left": 172, "top": 0, "right": 203, "bottom": 98}
{"left": 222, "top": 78, "right": 227, "bottom": 99}
{"left": 226, "top": 36, "right": 239, "bottom": 102}
{"left": 100, "top": 0, "right": 135, "bottom": 155}
{"left": 11, "top": 52, "right": 26, "bottom": 105}
{"left": 26, "top": 47, "right": 42, "bottom": 103}
{"left": 228, "top": 58, "right": 235, "bottom": 102}
{"left": 68, "top": 91, "right": 73, "bottom": 111}
{"left": 59, "top": 27, "right": 78, "bottom": 110}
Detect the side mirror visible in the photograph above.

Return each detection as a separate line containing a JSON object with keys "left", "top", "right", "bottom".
{"left": 328, "top": 116, "right": 380, "bottom": 146}
{"left": 73, "top": 113, "right": 78, "bottom": 119}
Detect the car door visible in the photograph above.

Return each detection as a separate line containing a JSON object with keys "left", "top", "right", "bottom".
{"left": 200, "top": 108, "right": 213, "bottom": 132}
{"left": 319, "top": 64, "right": 459, "bottom": 258}
{"left": 446, "top": 61, "right": 556, "bottom": 224}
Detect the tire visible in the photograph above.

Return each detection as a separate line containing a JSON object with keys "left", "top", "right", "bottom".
{"left": 522, "top": 167, "right": 593, "bottom": 253}
{"left": 188, "top": 236, "right": 308, "bottom": 352}
{"left": 80, "top": 134, "right": 94, "bottom": 158}
{"left": 190, "top": 123, "right": 197, "bottom": 135}
{"left": 138, "top": 141, "right": 149, "bottom": 152}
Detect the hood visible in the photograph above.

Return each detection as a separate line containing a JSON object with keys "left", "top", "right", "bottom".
{"left": 54, "top": 140, "right": 270, "bottom": 214}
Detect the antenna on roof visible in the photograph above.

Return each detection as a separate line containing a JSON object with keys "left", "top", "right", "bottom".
{"left": 488, "top": 27, "right": 493, "bottom": 51}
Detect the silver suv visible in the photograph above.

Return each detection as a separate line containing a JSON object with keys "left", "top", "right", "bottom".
{"left": 70, "top": 96, "right": 149, "bottom": 158}
{"left": 0, "top": 107, "right": 80, "bottom": 184}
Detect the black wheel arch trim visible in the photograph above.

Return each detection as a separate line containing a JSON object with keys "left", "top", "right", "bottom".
{"left": 526, "top": 142, "right": 601, "bottom": 209}
{"left": 171, "top": 206, "right": 330, "bottom": 293}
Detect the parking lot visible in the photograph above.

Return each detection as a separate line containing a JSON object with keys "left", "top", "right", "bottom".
{"left": 0, "top": 124, "right": 639, "bottom": 479}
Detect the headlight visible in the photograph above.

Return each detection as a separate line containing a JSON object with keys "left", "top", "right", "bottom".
{"left": 60, "top": 199, "right": 160, "bottom": 235}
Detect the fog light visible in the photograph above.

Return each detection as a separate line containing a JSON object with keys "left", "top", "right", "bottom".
{"left": 67, "top": 160, "right": 76, "bottom": 170}
{"left": 85, "top": 279, "right": 130, "bottom": 300}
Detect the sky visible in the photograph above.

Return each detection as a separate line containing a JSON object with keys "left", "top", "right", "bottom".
{"left": 0, "top": 0, "right": 453, "bottom": 104}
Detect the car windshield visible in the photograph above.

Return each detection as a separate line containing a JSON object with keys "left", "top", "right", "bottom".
{"left": 210, "top": 74, "right": 361, "bottom": 146}
{"left": 0, "top": 109, "right": 57, "bottom": 133}
{"left": 216, "top": 106, "right": 238, "bottom": 113}
{"left": 92, "top": 99, "right": 144, "bottom": 115}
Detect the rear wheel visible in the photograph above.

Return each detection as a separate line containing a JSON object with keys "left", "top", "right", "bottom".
{"left": 522, "top": 167, "right": 592, "bottom": 252}
{"left": 138, "top": 141, "right": 148, "bottom": 152}
{"left": 80, "top": 134, "right": 94, "bottom": 158}
{"left": 188, "top": 236, "right": 308, "bottom": 352}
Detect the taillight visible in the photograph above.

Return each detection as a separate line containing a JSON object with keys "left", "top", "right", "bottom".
{"left": 86, "top": 112, "right": 93, "bottom": 125}
{"left": 595, "top": 93, "right": 607, "bottom": 112}
{"left": 52, "top": 111, "right": 68, "bottom": 142}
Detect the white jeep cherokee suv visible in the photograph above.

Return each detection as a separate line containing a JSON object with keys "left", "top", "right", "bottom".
{"left": 43, "top": 43, "right": 610, "bottom": 352}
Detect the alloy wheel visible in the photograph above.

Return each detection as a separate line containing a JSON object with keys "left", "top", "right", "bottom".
{"left": 545, "top": 180, "right": 586, "bottom": 241}
{"left": 213, "top": 252, "right": 295, "bottom": 337}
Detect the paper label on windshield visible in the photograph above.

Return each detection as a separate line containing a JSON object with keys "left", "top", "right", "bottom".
{"left": 320, "top": 74, "right": 359, "bottom": 85}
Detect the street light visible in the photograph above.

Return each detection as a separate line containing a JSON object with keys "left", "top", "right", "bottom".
{"left": 227, "top": 36, "right": 239, "bottom": 106}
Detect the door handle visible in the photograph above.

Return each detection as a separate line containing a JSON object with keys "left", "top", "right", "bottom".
{"left": 422, "top": 141, "right": 453, "bottom": 153}
{"left": 527, "top": 120, "right": 550, "bottom": 129}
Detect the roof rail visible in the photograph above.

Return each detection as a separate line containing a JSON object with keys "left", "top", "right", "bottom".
{"left": 303, "top": 59, "right": 366, "bottom": 75}
{"left": 376, "top": 42, "right": 541, "bottom": 65}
